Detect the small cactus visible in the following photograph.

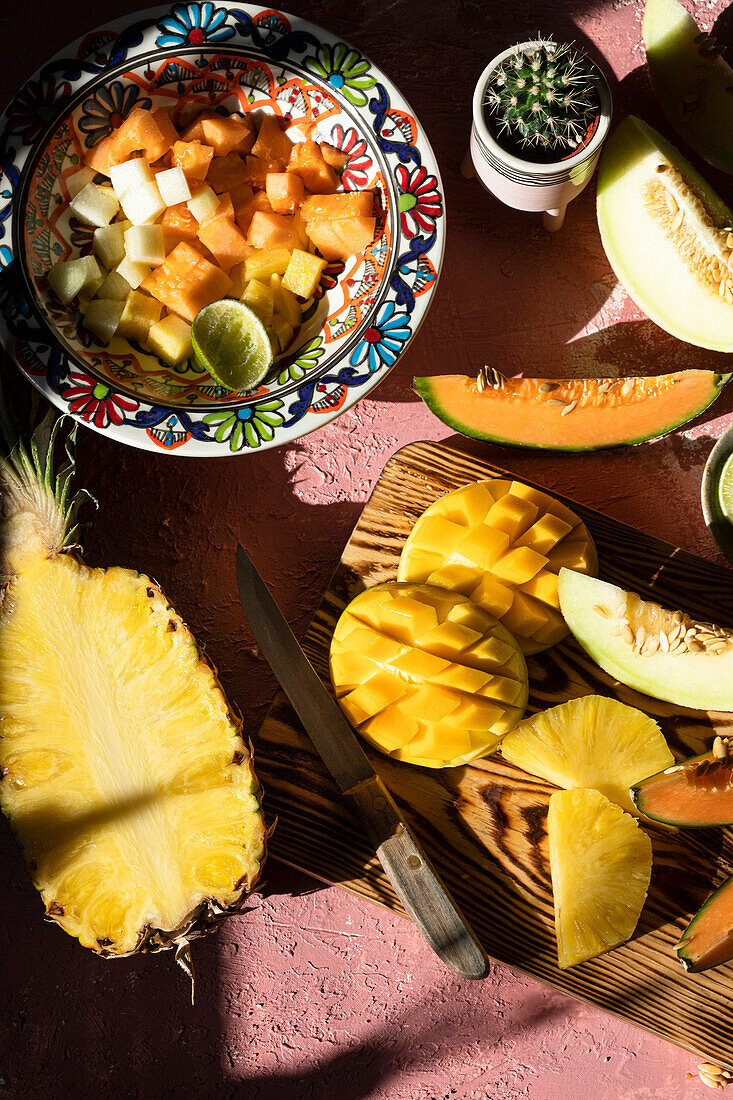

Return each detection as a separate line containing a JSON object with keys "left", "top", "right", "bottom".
{"left": 484, "top": 38, "right": 600, "bottom": 156}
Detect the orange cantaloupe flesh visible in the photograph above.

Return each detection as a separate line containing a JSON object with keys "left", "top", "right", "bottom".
{"left": 180, "top": 112, "right": 220, "bottom": 142}
{"left": 265, "top": 171, "right": 305, "bottom": 214}
{"left": 252, "top": 114, "right": 294, "bottom": 169}
{"left": 85, "top": 130, "right": 119, "bottom": 174}
{"left": 142, "top": 241, "right": 232, "bottom": 322}
{"left": 632, "top": 748, "right": 733, "bottom": 827}
{"left": 199, "top": 115, "right": 253, "bottom": 156}
{"left": 161, "top": 204, "right": 200, "bottom": 251}
{"left": 235, "top": 191, "right": 272, "bottom": 234}
{"left": 247, "top": 210, "right": 299, "bottom": 250}
{"left": 398, "top": 478, "right": 598, "bottom": 655}
{"left": 319, "top": 141, "right": 349, "bottom": 171}
{"left": 171, "top": 140, "right": 214, "bottom": 181}
{"left": 289, "top": 141, "right": 339, "bottom": 193}
{"left": 330, "top": 582, "right": 528, "bottom": 768}
{"left": 306, "top": 215, "right": 376, "bottom": 260}
{"left": 678, "top": 875, "right": 733, "bottom": 972}
{"left": 301, "top": 191, "right": 374, "bottom": 221}
{"left": 197, "top": 216, "right": 251, "bottom": 269}
{"left": 413, "top": 371, "right": 731, "bottom": 451}
{"left": 109, "top": 107, "right": 177, "bottom": 167}
{"left": 208, "top": 153, "right": 248, "bottom": 194}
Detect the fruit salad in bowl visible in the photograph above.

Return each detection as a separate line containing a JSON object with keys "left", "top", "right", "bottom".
{"left": 0, "top": 3, "right": 444, "bottom": 454}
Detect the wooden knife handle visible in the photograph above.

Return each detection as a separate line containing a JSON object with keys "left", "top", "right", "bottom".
{"left": 345, "top": 774, "right": 490, "bottom": 980}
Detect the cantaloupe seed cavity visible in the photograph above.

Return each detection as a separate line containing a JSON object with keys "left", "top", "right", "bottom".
{"left": 643, "top": 164, "right": 733, "bottom": 302}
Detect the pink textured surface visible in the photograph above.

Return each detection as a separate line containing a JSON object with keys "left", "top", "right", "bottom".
{"left": 2, "top": 0, "right": 733, "bottom": 1097}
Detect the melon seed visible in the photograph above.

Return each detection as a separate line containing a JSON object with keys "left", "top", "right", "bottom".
{"left": 660, "top": 632, "right": 670, "bottom": 652}
{"left": 560, "top": 400, "right": 578, "bottom": 416}
{"left": 593, "top": 604, "right": 609, "bottom": 618}
{"left": 539, "top": 381, "right": 559, "bottom": 393}
{"left": 688, "top": 640, "right": 704, "bottom": 652}
{"left": 713, "top": 736, "right": 728, "bottom": 759}
{"left": 622, "top": 625, "right": 634, "bottom": 646}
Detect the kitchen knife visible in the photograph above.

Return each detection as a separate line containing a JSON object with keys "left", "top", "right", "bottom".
{"left": 236, "top": 544, "right": 490, "bottom": 981}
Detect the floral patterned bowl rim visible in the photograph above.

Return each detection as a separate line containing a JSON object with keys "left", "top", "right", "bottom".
{"left": 0, "top": 2, "right": 444, "bottom": 456}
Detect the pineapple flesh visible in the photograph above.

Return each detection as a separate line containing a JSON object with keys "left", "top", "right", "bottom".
{"left": 501, "top": 695, "right": 674, "bottom": 814}
{"left": 548, "top": 788, "right": 652, "bottom": 968}
{"left": 0, "top": 422, "right": 266, "bottom": 957}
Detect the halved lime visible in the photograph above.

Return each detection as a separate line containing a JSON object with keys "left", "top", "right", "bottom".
{"left": 191, "top": 300, "right": 272, "bottom": 391}
{"left": 719, "top": 453, "right": 733, "bottom": 523}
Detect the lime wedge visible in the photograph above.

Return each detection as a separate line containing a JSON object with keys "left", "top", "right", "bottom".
{"left": 719, "top": 453, "right": 733, "bottom": 523}
{"left": 191, "top": 300, "right": 272, "bottom": 391}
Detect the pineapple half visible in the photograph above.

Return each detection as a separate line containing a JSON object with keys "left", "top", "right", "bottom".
{"left": 0, "top": 420, "right": 266, "bottom": 959}
{"left": 500, "top": 695, "right": 674, "bottom": 814}
{"left": 548, "top": 788, "right": 652, "bottom": 968}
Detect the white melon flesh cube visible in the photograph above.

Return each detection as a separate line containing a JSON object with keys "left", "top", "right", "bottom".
{"left": 97, "top": 269, "right": 133, "bottom": 301}
{"left": 156, "top": 166, "right": 191, "bottom": 207}
{"left": 120, "top": 180, "right": 165, "bottom": 226}
{"left": 116, "top": 256, "right": 152, "bottom": 290}
{"left": 69, "top": 183, "right": 120, "bottom": 227}
{"left": 147, "top": 314, "right": 193, "bottom": 366}
{"left": 109, "top": 157, "right": 153, "bottom": 199}
{"left": 82, "top": 298, "right": 124, "bottom": 343}
{"left": 187, "top": 185, "right": 219, "bottom": 223}
{"left": 124, "top": 224, "right": 165, "bottom": 265}
{"left": 48, "top": 260, "right": 86, "bottom": 304}
{"left": 93, "top": 222, "right": 126, "bottom": 269}
{"left": 66, "top": 166, "right": 97, "bottom": 199}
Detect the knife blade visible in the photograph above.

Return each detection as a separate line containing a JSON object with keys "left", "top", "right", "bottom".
{"left": 236, "top": 544, "right": 490, "bottom": 981}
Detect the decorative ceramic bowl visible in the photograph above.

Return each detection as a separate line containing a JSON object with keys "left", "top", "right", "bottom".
{"left": 701, "top": 426, "right": 733, "bottom": 565}
{"left": 0, "top": 3, "right": 444, "bottom": 455}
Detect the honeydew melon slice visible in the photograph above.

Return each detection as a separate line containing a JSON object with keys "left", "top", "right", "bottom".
{"left": 558, "top": 569, "right": 733, "bottom": 711}
{"left": 644, "top": 0, "right": 733, "bottom": 174}
{"left": 597, "top": 116, "right": 733, "bottom": 351}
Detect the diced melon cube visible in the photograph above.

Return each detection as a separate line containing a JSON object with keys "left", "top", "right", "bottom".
{"left": 97, "top": 269, "right": 133, "bottom": 301}
{"left": 306, "top": 215, "right": 375, "bottom": 260}
{"left": 82, "top": 298, "right": 123, "bottom": 343}
{"left": 73, "top": 254, "right": 104, "bottom": 290}
{"left": 270, "top": 274, "right": 300, "bottom": 328}
{"left": 197, "top": 216, "right": 250, "bottom": 269}
{"left": 66, "top": 166, "right": 97, "bottom": 198}
{"left": 69, "top": 183, "right": 120, "bottom": 227}
{"left": 124, "top": 224, "right": 166, "bottom": 265}
{"left": 242, "top": 278, "right": 274, "bottom": 324}
{"left": 116, "top": 291, "right": 163, "bottom": 342}
{"left": 244, "top": 248, "right": 291, "bottom": 282}
{"left": 270, "top": 314, "right": 293, "bottom": 352}
{"left": 115, "top": 256, "right": 153, "bottom": 290}
{"left": 265, "top": 171, "right": 305, "bottom": 215}
{"left": 48, "top": 260, "right": 86, "bottom": 304}
{"left": 93, "top": 221, "right": 127, "bottom": 269}
{"left": 146, "top": 314, "right": 193, "bottom": 366}
{"left": 108, "top": 157, "right": 153, "bottom": 198}
{"left": 282, "top": 248, "right": 327, "bottom": 299}
{"left": 156, "top": 166, "right": 192, "bottom": 207}
{"left": 171, "top": 139, "right": 215, "bottom": 181}
{"left": 119, "top": 180, "right": 165, "bottom": 226}
{"left": 187, "top": 184, "right": 220, "bottom": 223}
{"left": 247, "top": 210, "right": 299, "bottom": 251}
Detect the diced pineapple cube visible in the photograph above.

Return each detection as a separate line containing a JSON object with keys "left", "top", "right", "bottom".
{"left": 147, "top": 314, "right": 193, "bottom": 366}
{"left": 156, "top": 166, "right": 192, "bottom": 206}
{"left": 69, "top": 183, "right": 120, "bottom": 227}
{"left": 115, "top": 256, "right": 152, "bottom": 290}
{"left": 282, "top": 248, "right": 327, "bottom": 299}
{"left": 187, "top": 184, "right": 220, "bottom": 223}
{"left": 97, "top": 269, "right": 133, "bottom": 301}
{"left": 226, "top": 261, "right": 247, "bottom": 299}
{"left": 244, "top": 248, "right": 291, "bottom": 282}
{"left": 116, "top": 291, "right": 163, "bottom": 342}
{"left": 270, "top": 274, "right": 301, "bottom": 328}
{"left": 242, "top": 278, "right": 274, "bottom": 324}
{"left": 93, "top": 222, "right": 127, "bottom": 269}
{"left": 270, "top": 314, "right": 293, "bottom": 352}
{"left": 66, "top": 166, "right": 97, "bottom": 199}
{"left": 119, "top": 180, "right": 165, "bottom": 226}
{"left": 108, "top": 157, "right": 153, "bottom": 198}
{"left": 124, "top": 224, "right": 165, "bottom": 265}
{"left": 82, "top": 298, "right": 124, "bottom": 343}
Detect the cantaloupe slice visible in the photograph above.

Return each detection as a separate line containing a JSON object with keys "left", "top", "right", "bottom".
{"left": 171, "top": 140, "right": 214, "bottom": 181}
{"left": 265, "top": 172, "right": 305, "bottom": 214}
{"left": 110, "top": 107, "right": 176, "bottom": 167}
{"left": 235, "top": 191, "right": 272, "bottom": 234}
{"left": 307, "top": 216, "right": 376, "bottom": 260}
{"left": 208, "top": 154, "right": 248, "bottom": 194}
{"left": 631, "top": 737, "right": 733, "bottom": 827}
{"left": 252, "top": 115, "right": 293, "bottom": 169}
{"left": 289, "top": 141, "right": 338, "bottom": 193}
{"left": 199, "top": 115, "right": 253, "bottom": 157}
{"left": 301, "top": 191, "right": 374, "bottom": 221}
{"left": 161, "top": 204, "right": 200, "bottom": 251}
{"left": 247, "top": 210, "right": 299, "bottom": 251}
{"left": 142, "top": 241, "right": 232, "bottom": 322}
{"left": 197, "top": 216, "right": 251, "bottom": 270}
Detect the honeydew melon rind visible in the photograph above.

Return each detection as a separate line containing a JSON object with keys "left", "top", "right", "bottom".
{"left": 597, "top": 116, "right": 733, "bottom": 352}
{"left": 644, "top": 0, "right": 733, "bottom": 175}
{"left": 558, "top": 569, "right": 733, "bottom": 712}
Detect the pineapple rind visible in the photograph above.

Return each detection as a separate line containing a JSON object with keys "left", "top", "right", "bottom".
{"left": 548, "top": 788, "right": 652, "bottom": 969}
{"left": 501, "top": 695, "right": 674, "bottom": 814}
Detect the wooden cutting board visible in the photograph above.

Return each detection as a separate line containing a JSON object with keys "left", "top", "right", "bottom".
{"left": 256, "top": 440, "right": 733, "bottom": 1068}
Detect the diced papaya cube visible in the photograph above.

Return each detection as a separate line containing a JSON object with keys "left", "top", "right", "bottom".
{"left": 319, "top": 141, "right": 349, "bottom": 171}
{"left": 306, "top": 216, "right": 375, "bottom": 260}
{"left": 301, "top": 192, "right": 374, "bottom": 221}
{"left": 282, "top": 248, "right": 327, "bottom": 299}
{"left": 110, "top": 107, "right": 176, "bottom": 167}
{"left": 234, "top": 189, "right": 271, "bottom": 234}
{"left": 200, "top": 114, "right": 253, "bottom": 156}
{"left": 492, "top": 547, "right": 547, "bottom": 585}
{"left": 265, "top": 171, "right": 305, "bottom": 215}
{"left": 247, "top": 210, "right": 299, "bottom": 250}
{"left": 252, "top": 114, "right": 293, "bottom": 168}
{"left": 289, "top": 141, "right": 338, "bottom": 194}
{"left": 208, "top": 153, "right": 248, "bottom": 194}
{"left": 84, "top": 131, "right": 119, "bottom": 175}
{"left": 229, "top": 182, "right": 254, "bottom": 210}
{"left": 197, "top": 216, "right": 250, "bottom": 270}
{"left": 171, "top": 140, "right": 214, "bottom": 181}
{"left": 161, "top": 204, "right": 199, "bottom": 252}
{"left": 141, "top": 242, "right": 232, "bottom": 323}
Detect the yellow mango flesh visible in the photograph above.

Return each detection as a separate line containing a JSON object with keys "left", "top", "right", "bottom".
{"left": 398, "top": 479, "right": 598, "bottom": 654}
{"left": 330, "top": 582, "right": 529, "bottom": 767}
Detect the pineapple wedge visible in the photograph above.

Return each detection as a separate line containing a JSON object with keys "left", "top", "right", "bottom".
{"left": 501, "top": 695, "right": 674, "bottom": 814}
{"left": 0, "top": 421, "right": 266, "bottom": 959}
{"left": 548, "top": 788, "right": 652, "bottom": 968}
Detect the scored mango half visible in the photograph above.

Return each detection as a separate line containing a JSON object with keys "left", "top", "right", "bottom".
{"left": 330, "top": 582, "right": 528, "bottom": 768}
{"left": 398, "top": 479, "right": 598, "bottom": 654}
